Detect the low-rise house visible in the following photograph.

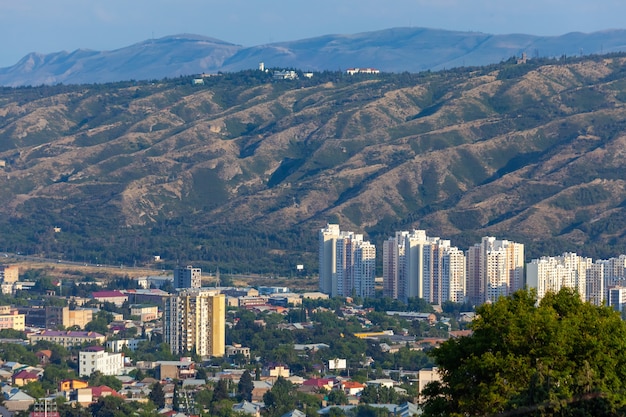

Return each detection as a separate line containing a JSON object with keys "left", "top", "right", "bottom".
{"left": 263, "top": 364, "right": 290, "bottom": 379}
{"left": 3, "top": 390, "right": 35, "bottom": 412}
{"left": 28, "top": 330, "right": 106, "bottom": 347}
{"left": 2, "top": 361, "right": 24, "bottom": 372}
{"left": 12, "top": 369, "right": 40, "bottom": 386}
{"left": 251, "top": 380, "right": 273, "bottom": 401}
{"left": 366, "top": 378, "right": 396, "bottom": 389}
{"left": 35, "top": 349, "right": 52, "bottom": 365}
{"left": 156, "top": 360, "right": 195, "bottom": 380}
{"left": 341, "top": 381, "right": 365, "bottom": 396}
{"left": 226, "top": 343, "right": 250, "bottom": 359}
{"left": 0, "top": 368, "right": 13, "bottom": 381}
{"left": 74, "top": 385, "right": 125, "bottom": 406}
{"left": 59, "top": 379, "right": 89, "bottom": 392}
{"left": 232, "top": 400, "right": 262, "bottom": 417}
{"left": 302, "top": 377, "right": 334, "bottom": 391}
{"left": 281, "top": 410, "right": 306, "bottom": 417}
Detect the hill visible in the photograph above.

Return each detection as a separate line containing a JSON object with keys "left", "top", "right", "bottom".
{"left": 2, "top": 55, "right": 626, "bottom": 273}
{"left": 2, "top": 28, "right": 626, "bottom": 86}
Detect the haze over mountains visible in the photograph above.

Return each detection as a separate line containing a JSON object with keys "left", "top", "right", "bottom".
{"left": 2, "top": 27, "right": 626, "bottom": 86}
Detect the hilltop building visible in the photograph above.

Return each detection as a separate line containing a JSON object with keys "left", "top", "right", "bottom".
{"left": 318, "top": 224, "right": 376, "bottom": 298}
{"left": 163, "top": 289, "right": 225, "bottom": 357}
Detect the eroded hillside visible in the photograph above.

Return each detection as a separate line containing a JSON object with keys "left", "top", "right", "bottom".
{"left": 2, "top": 57, "right": 626, "bottom": 272}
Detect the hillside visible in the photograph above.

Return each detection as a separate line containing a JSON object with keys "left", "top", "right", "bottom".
{"left": 2, "top": 28, "right": 626, "bottom": 86}
{"left": 2, "top": 55, "right": 626, "bottom": 273}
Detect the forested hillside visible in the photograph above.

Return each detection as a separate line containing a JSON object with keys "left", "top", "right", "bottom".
{"left": 2, "top": 54, "right": 626, "bottom": 273}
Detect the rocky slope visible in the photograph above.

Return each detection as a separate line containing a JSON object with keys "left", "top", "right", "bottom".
{"left": 2, "top": 55, "right": 626, "bottom": 272}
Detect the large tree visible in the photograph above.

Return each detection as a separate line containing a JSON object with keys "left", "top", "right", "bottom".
{"left": 238, "top": 370, "right": 254, "bottom": 402}
{"left": 421, "top": 288, "right": 626, "bottom": 417}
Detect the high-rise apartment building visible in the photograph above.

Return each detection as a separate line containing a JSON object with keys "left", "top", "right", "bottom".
{"left": 383, "top": 230, "right": 466, "bottom": 304}
{"left": 527, "top": 253, "right": 596, "bottom": 304}
{"left": 318, "top": 224, "right": 376, "bottom": 298}
{"left": 441, "top": 246, "right": 466, "bottom": 303}
{"left": 466, "top": 237, "right": 524, "bottom": 305}
{"left": 163, "top": 289, "right": 225, "bottom": 357}
{"left": 319, "top": 224, "right": 341, "bottom": 295}
{"left": 175, "top": 265, "right": 202, "bottom": 289}
{"left": 382, "top": 232, "right": 408, "bottom": 299}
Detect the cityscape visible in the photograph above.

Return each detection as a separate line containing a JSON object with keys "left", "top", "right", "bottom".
{"left": 2, "top": 2, "right": 626, "bottom": 415}
{"left": 1, "top": 222, "right": 626, "bottom": 416}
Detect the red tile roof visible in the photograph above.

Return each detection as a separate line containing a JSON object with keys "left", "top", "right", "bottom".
{"left": 92, "top": 290, "right": 127, "bottom": 298}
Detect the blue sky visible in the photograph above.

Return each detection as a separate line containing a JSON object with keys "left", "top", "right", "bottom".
{"left": 0, "top": 0, "right": 624, "bottom": 67}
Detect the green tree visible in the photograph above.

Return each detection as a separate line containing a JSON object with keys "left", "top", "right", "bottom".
{"left": 22, "top": 381, "right": 46, "bottom": 399}
{"left": 213, "top": 379, "right": 230, "bottom": 402}
{"left": 263, "top": 377, "right": 295, "bottom": 417}
{"left": 422, "top": 288, "right": 626, "bottom": 417}
{"left": 327, "top": 389, "right": 348, "bottom": 405}
{"left": 89, "top": 396, "right": 136, "bottom": 417}
{"left": 88, "top": 371, "right": 122, "bottom": 391}
{"left": 173, "top": 381, "right": 180, "bottom": 411}
{"left": 237, "top": 370, "right": 254, "bottom": 402}
{"left": 148, "top": 382, "right": 165, "bottom": 409}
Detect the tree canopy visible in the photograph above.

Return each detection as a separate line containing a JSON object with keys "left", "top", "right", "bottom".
{"left": 421, "top": 288, "right": 626, "bottom": 417}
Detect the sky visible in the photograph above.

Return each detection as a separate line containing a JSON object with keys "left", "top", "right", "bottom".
{"left": 1, "top": 0, "right": 624, "bottom": 68}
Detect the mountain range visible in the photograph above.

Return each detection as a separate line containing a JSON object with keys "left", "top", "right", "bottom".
{"left": 2, "top": 27, "right": 626, "bottom": 86}
{"left": 2, "top": 53, "right": 626, "bottom": 273}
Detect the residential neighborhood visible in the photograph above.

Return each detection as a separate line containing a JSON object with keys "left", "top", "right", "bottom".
{"left": 0, "top": 263, "right": 462, "bottom": 417}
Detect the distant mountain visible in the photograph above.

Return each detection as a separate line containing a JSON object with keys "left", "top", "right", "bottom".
{"left": 2, "top": 28, "right": 626, "bottom": 86}
{"left": 0, "top": 35, "right": 241, "bottom": 87}
{"left": 3, "top": 55, "right": 626, "bottom": 273}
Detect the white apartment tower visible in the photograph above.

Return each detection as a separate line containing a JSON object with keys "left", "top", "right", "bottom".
{"left": 383, "top": 230, "right": 466, "bottom": 304}
{"left": 319, "top": 224, "right": 376, "bottom": 298}
{"left": 527, "top": 253, "right": 597, "bottom": 304}
{"left": 466, "top": 237, "right": 524, "bottom": 305}
{"left": 441, "top": 246, "right": 466, "bottom": 303}
{"left": 586, "top": 262, "right": 605, "bottom": 306}
{"left": 163, "top": 289, "right": 225, "bottom": 357}
{"left": 383, "top": 231, "right": 408, "bottom": 299}
{"left": 175, "top": 265, "right": 202, "bottom": 289}
{"left": 404, "top": 230, "right": 429, "bottom": 301}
